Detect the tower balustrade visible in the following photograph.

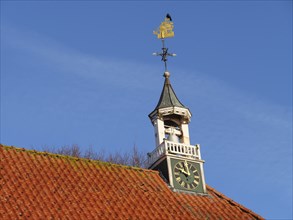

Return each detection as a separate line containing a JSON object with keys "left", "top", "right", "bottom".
{"left": 147, "top": 140, "right": 201, "bottom": 167}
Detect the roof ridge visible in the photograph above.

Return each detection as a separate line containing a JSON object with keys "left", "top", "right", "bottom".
{"left": 206, "top": 185, "right": 263, "bottom": 220}
{"left": 0, "top": 144, "right": 158, "bottom": 174}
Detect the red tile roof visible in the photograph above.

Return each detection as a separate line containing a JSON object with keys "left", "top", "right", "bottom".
{"left": 1, "top": 145, "right": 264, "bottom": 220}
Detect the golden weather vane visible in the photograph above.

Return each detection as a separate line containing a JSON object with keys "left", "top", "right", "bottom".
{"left": 153, "top": 13, "right": 174, "bottom": 39}
{"left": 153, "top": 14, "right": 176, "bottom": 72}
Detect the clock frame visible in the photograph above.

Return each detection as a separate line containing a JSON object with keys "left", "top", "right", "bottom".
{"left": 173, "top": 160, "right": 200, "bottom": 190}
{"left": 171, "top": 158, "right": 204, "bottom": 193}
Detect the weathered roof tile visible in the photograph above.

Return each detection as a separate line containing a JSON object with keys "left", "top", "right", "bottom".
{"left": 1, "top": 145, "right": 263, "bottom": 220}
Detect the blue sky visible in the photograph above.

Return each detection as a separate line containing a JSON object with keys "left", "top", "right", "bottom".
{"left": 1, "top": 1, "right": 292, "bottom": 219}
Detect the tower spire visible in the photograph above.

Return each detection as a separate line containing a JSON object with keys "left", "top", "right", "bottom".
{"left": 148, "top": 15, "right": 207, "bottom": 194}
{"left": 153, "top": 14, "right": 176, "bottom": 72}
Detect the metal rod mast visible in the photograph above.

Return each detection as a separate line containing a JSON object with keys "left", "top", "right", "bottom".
{"left": 153, "top": 38, "right": 176, "bottom": 72}
{"left": 152, "top": 14, "right": 176, "bottom": 73}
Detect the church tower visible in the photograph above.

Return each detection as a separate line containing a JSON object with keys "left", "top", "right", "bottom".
{"left": 147, "top": 14, "right": 207, "bottom": 194}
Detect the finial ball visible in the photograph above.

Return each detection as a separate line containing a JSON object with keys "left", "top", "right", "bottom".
{"left": 164, "top": 71, "right": 170, "bottom": 78}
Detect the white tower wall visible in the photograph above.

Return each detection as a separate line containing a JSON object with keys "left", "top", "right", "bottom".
{"left": 154, "top": 117, "right": 165, "bottom": 147}
{"left": 181, "top": 123, "right": 190, "bottom": 145}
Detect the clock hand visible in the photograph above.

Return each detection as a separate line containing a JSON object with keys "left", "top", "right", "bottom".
{"left": 177, "top": 167, "right": 188, "bottom": 175}
{"left": 184, "top": 161, "right": 190, "bottom": 175}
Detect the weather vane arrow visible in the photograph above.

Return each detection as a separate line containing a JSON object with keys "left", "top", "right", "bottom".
{"left": 153, "top": 14, "right": 176, "bottom": 72}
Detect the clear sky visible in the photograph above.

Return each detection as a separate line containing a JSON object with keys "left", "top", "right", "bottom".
{"left": 1, "top": 1, "right": 292, "bottom": 219}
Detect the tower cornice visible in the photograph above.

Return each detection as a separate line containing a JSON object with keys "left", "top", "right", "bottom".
{"left": 148, "top": 106, "right": 192, "bottom": 125}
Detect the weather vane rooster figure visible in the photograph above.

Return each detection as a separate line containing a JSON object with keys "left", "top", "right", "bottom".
{"left": 153, "top": 14, "right": 176, "bottom": 72}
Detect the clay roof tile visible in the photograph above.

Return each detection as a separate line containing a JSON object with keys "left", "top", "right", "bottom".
{"left": 1, "top": 145, "right": 263, "bottom": 220}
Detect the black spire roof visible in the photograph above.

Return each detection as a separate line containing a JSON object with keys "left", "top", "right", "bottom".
{"left": 153, "top": 72, "right": 186, "bottom": 111}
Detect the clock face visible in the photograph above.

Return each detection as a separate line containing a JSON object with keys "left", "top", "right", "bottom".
{"left": 173, "top": 160, "right": 200, "bottom": 190}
